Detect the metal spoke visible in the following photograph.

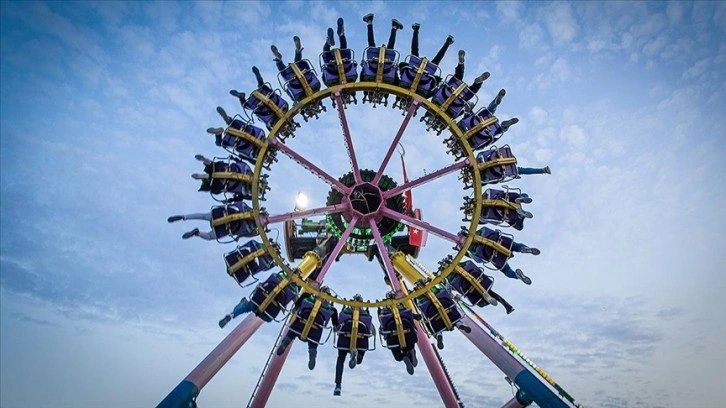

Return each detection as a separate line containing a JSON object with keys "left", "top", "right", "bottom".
{"left": 380, "top": 206, "right": 463, "bottom": 244}
{"left": 261, "top": 203, "right": 350, "bottom": 226}
{"left": 372, "top": 99, "right": 421, "bottom": 185}
{"left": 314, "top": 215, "right": 359, "bottom": 283}
{"left": 369, "top": 218, "right": 402, "bottom": 294}
{"left": 382, "top": 159, "right": 470, "bottom": 199}
{"left": 333, "top": 92, "right": 362, "bottom": 184}
{"left": 269, "top": 138, "right": 351, "bottom": 194}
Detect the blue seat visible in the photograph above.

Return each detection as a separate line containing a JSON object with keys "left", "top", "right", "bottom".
{"left": 221, "top": 119, "right": 266, "bottom": 163}
{"left": 289, "top": 298, "right": 335, "bottom": 344}
{"left": 446, "top": 261, "right": 496, "bottom": 307}
{"left": 399, "top": 55, "right": 440, "bottom": 98}
{"left": 432, "top": 75, "right": 477, "bottom": 119}
{"left": 203, "top": 159, "right": 254, "bottom": 200}
{"left": 480, "top": 188, "right": 527, "bottom": 230}
{"left": 457, "top": 107, "right": 504, "bottom": 151}
{"left": 250, "top": 273, "right": 299, "bottom": 322}
{"left": 360, "top": 47, "right": 399, "bottom": 84}
{"left": 210, "top": 201, "right": 258, "bottom": 241}
{"left": 475, "top": 145, "right": 518, "bottom": 185}
{"left": 243, "top": 84, "right": 289, "bottom": 130}
{"left": 467, "top": 226, "right": 514, "bottom": 270}
{"left": 278, "top": 60, "right": 322, "bottom": 102}
{"left": 320, "top": 49, "right": 358, "bottom": 87}
{"left": 415, "top": 288, "right": 463, "bottom": 335}
{"left": 378, "top": 306, "right": 417, "bottom": 350}
{"left": 335, "top": 308, "right": 375, "bottom": 351}
{"left": 224, "top": 240, "right": 275, "bottom": 286}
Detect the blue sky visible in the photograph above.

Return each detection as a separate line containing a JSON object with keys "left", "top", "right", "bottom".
{"left": 1, "top": 1, "right": 725, "bottom": 407}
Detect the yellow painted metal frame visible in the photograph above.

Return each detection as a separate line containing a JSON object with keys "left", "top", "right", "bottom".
{"left": 298, "top": 297, "right": 323, "bottom": 341}
{"left": 210, "top": 172, "right": 253, "bottom": 184}
{"left": 256, "top": 250, "right": 321, "bottom": 314}
{"left": 349, "top": 307, "right": 361, "bottom": 350}
{"left": 211, "top": 211, "right": 254, "bottom": 227}
{"left": 471, "top": 234, "right": 513, "bottom": 258}
{"left": 375, "top": 47, "right": 386, "bottom": 84}
{"left": 333, "top": 49, "right": 346, "bottom": 84}
{"left": 476, "top": 157, "right": 517, "bottom": 171}
{"left": 289, "top": 63, "right": 314, "bottom": 97}
{"left": 250, "top": 81, "right": 482, "bottom": 309}
{"left": 392, "top": 252, "right": 453, "bottom": 330}
{"left": 407, "top": 57, "right": 428, "bottom": 94}
{"left": 228, "top": 247, "right": 268, "bottom": 275}
{"left": 250, "top": 89, "right": 286, "bottom": 120}
{"left": 440, "top": 82, "right": 467, "bottom": 113}
{"left": 224, "top": 127, "right": 265, "bottom": 148}
{"left": 453, "top": 264, "right": 489, "bottom": 298}
{"left": 464, "top": 116, "right": 499, "bottom": 140}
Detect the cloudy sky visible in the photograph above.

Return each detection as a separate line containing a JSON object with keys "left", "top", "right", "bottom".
{"left": 1, "top": 1, "right": 725, "bottom": 408}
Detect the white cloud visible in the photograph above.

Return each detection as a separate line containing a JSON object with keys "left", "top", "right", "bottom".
{"left": 544, "top": 2, "right": 578, "bottom": 44}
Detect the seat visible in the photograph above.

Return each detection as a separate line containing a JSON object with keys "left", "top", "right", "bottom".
{"left": 480, "top": 188, "right": 524, "bottom": 227}
{"left": 415, "top": 288, "right": 463, "bottom": 335}
{"left": 243, "top": 84, "right": 289, "bottom": 130}
{"left": 378, "top": 306, "right": 417, "bottom": 350}
{"left": 431, "top": 75, "right": 478, "bottom": 119}
{"left": 210, "top": 201, "right": 258, "bottom": 242}
{"left": 335, "top": 308, "right": 375, "bottom": 352}
{"left": 446, "top": 260, "right": 497, "bottom": 307}
{"left": 467, "top": 226, "right": 515, "bottom": 271}
{"left": 278, "top": 60, "right": 322, "bottom": 102}
{"left": 250, "top": 273, "right": 299, "bottom": 322}
{"left": 360, "top": 47, "right": 400, "bottom": 84}
{"left": 289, "top": 298, "right": 335, "bottom": 344}
{"left": 457, "top": 107, "right": 503, "bottom": 151}
{"left": 320, "top": 48, "right": 358, "bottom": 87}
{"left": 220, "top": 118, "right": 266, "bottom": 164}
{"left": 203, "top": 159, "right": 254, "bottom": 201}
{"left": 399, "top": 55, "right": 440, "bottom": 98}
{"left": 475, "top": 145, "right": 518, "bottom": 185}
{"left": 224, "top": 240, "right": 275, "bottom": 286}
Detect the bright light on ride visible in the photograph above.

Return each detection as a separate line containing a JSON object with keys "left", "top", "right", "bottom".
{"left": 294, "top": 192, "right": 308, "bottom": 211}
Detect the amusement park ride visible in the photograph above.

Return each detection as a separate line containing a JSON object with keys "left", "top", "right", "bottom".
{"left": 159, "top": 20, "right": 583, "bottom": 408}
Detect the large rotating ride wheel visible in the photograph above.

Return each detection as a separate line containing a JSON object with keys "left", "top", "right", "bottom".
{"left": 248, "top": 78, "right": 485, "bottom": 309}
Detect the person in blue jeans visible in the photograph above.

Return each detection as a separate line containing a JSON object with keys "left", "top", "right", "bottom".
{"left": 498, "top": 241, "right": 540, "bottom": 285}
{"left": 517, "top": 166, "right": 551, "bottom": 175}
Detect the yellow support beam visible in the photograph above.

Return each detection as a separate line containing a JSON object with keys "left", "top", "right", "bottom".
{"left": 228, "top": 248, "right": 267, "bottom": 275}
{"left": 289, "top": 63, "right": 313, "bottom": 97}
{"left": 440, "top": 82, "right": 467, "bottom": 113}
{"left": 453, "top": 265, "right": 488, "bottom": 298}
{"left": 299, "top": 298, "right": 323, "bottom": 341}
{"left": 256, "top": 251, "right": 320, "bottom": 314}
{"left": 224, "top": 127, "right": 265, "bottom": 148}
{"left": 480, "top": 199, "right": 521, "bottom": 212}
{"left": 375, "top": 47, "right": 386, "bottom": 84}
{"left": 408, "top": 57, "right": 428, "bottom": 94}
{"left": 476, "top": 157, "right": 517, "bottom": 171}
{"left": 251, "top": 90, "right": 286, "bottom": 120}
{"left": 391, "top": 251, "right": 426, "bottom": 284}
{"left": 464, "top": 116, "right": 499, "bottom": 140}
{"left": 471, "top": 235, "right": 513, "bottom": 258}
{"left": 211, "top": 211, "right": 254, "bottom": 227}
{"left": 210, "top": 172, "right": 253, "bottom": 184}
{"left": 392, "top": 253, "right": 453, "bottom": 330}
{"left": 333, "top": 49, "right": 346, "bottom": 85}
{"left": 349, "top": 307, "right": 360, "bottom": 350}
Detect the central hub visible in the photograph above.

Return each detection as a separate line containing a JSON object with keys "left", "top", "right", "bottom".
{"left": 349, "top": 182, "right": 383, "bottom": 216}
{"left": 326, "top": 169, "right": 406, "bottom": 250}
